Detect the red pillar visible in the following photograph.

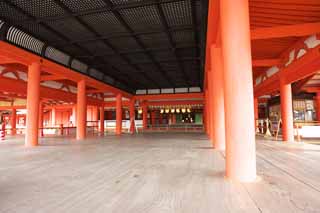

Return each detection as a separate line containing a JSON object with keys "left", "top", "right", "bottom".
{"left": 210, "top": 46, "right": 226, "bottom": 150}
{"left": 151, "top": 111, "right": 156, "bottom": 127}
{"left": 172, "top": 114, "right": 176, "bottom": 124}
{"left": 11, "top": 108, "right": 16, "bottom": 135}
{"left": 159, "top": 113, "right": 163, "bottom": 125}
{"left": 220, "top": 0, "right": 256, "bottom": 181}
{"left": 254, "top": 97, "right": 259, "bottom": 121}
{"left": 76, "top": 80, "right": 86, "bottom": 140}
{"left": 25, "top": 62, "right": 41, "bottom": 147}
{"left": 316, "top": 92, "right": 320, "bottom": 121}
{"left": 116, "top": 93, "right": 122, "bottom": 135}
{"left": 142, "top": 104, "right": 148, "bottom": 130}
{"left": 92, "top": 106, "right": 98, "bottom": 121}
{"left": 129, "top": 99, "right": 135, "bottom": 134}
{"left": 39, "top": 101, "right": 44, "bottom": 137}
{"left": 280, "top": 78, "right": 294, "bottom": 142}
{"left": 51, "top": 108, "right": 56, "bottom": 127}
{"left": 204, "top": 88, "right": 210, "bottom": 136}
{"left": 72, "top": 106, "right": 76, "bottom": 126}
{"left": 99, "top": 106, "right": 104, "bottom": 134}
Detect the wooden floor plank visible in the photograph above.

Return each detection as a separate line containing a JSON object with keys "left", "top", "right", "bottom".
{"left": 0, "top": 133, "right": 319, "bottom": 213}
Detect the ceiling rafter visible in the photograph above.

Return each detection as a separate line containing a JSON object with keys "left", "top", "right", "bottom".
{"left": 2, "top": 0, "right": 136, "bottom": 92}
{"left": 156, "top": 0, "right": 190, "bottom": 86}
{"left": 53, "top": 0, "right": 150, "bottom": 90}
{"left": 101, "top": 0, "right": 175, "bottom": 88}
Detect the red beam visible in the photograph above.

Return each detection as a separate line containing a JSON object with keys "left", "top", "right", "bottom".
{"left": 148, "top": 100, "right": 203, "bottom": 107}
{"left": 254, "top": 45, "right": 320, "bottom": 96}
{"left": 0, "top": 41, "right": 132, "bottom": 98}
{"left": 0, "top": 76, "right": 102, "bottom": 106}
{"left": 40, "top": 74, "right": 67, "bottom": 81}
{"left": 0, "top": 105, "right": 25, "bottom": 110}
{"left": 135, "top": 93, "right": 203, "bottom": 101}
{"left": 252, "top": 59, "right": 281, "bottom": 67}
{"left": 251, "top": 22, "right": 320, "bottom": 40}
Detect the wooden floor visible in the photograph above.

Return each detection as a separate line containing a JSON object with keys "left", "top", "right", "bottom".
{"left": 0, "top": 133, "right": 320, "bottom": 213}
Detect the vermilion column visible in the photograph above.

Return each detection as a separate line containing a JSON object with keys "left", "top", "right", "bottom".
{"left": 151, "top": 111, "right": 156, "bottom": 127}
{"left": 99, "top": 106, "right": 104, "bottom": 134}
{"left": 76, "top": 80, "right": 87, "bottom": 140}
{"left": 72, "top": 106, "right": 76, "bottom": 126}
{"left": 39, "top": 101, "right": 44, "bottom": 137}
{"left": 142, "top": 104, "right": 148, "bottom": 129}
{"left": 93, "top": 106, "right": 98, "bottom": 121}
{"left": 254, "top": 97, "right": 259, "bottom": 121}
{"left": 11, "top": 108, "right": 16, "bottom": 135}
{"left": 220, "top": 0, "right": 256, "bottom": 181}
{"left": 208, "top": 69, "right": 214, "bottom": 141}
{"left": 159, "top": 113, "right": 163, "bottom": 125}
{"left": 25, "top": 62, "right": 41, "bottom": 147}
{"left": 210, "top": 46, "right": 226, "bottom": 150}
{"left": 316, "top": 92, "right": 320, "bottom": 121}
{"left": 51, "top": 108, "right": 56, "bottom": 126}
{"left": 129, "top": 99, "right": 135, "bottom": 134}
{"left": 280, "top": 78, "right": 294, "bottom": 142}
{"left": 205, "top": 88, "right": 210, "bottom": 136}
{"left": 203, "top": 90, "right": 207, "bottom": 133}
{"left": 116, "top": 93, "right": 122, "bottom": 135}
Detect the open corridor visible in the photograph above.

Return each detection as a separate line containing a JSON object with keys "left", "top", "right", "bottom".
{"left": 0, "top": 133, "right": 319, "bottom": 213}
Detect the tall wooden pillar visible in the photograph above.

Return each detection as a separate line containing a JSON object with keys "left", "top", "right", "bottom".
{"left": 72, "top": 105, "right": 76, "bottom": 126}
{"left": 116, "top": 93, "right": 122, "bottom": 135}
{"left": 210, "top": 46, "right": 226, "bottom": 150}
{"left": 76, "top": 80, "right": 86, "bottom": 140}
{"left": 280, "top": 78, "right": 294, "bottom": 142}
{"left": 39, "top": 101, "right": 44, "bottom": 137}
{"left": 11, "top": 108, "right": 16, "bottom": 135}
{"left": 25, "top": 62, "right": 41, "bottom": 147}
{"left": 142, "top": 104, "right": 148, "bottom": 130}
{"left": 220, "top": 0, "right": 256, "bottom": 181}
{"left": 316, "top": 92, "right": 320, "bottom": 121}
{"left": 129, "top": 99, "right": 135, "bottom": 134}
{"left": 51, "top": 108, "right": 56, "bottom": 127}
{"left": 99, "top": 106, "right": 104, "bottom": 134}
{"left": 151, "top": 111, "right": 156, "bottom": 127}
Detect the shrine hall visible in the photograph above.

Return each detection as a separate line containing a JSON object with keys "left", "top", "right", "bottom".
{"left": 0, "top": 0, "right": 320, "bottom": 212}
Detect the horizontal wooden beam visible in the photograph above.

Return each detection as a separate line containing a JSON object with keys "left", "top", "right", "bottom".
{"left": 0, "top": 76, "right": 103, "bottom": 106}
{"left": 251, "top": 22, "right": 320, "bottom": 40}
{"left": 0, "top": 41, "right": 132, "bottom": 98}
{"left": 40, "top": 74, "right": 67, "bottom": 82}
{"left": 254, "top": 45, "right": 320, "bottom": 96}
{"left": 135, "top": 93, "right": 204, "bottom": 101}
{"left": 148, "top": 100, "right": 203, "bottom": 107}
{"left": 252, "top": 59, "right": 281, "bottom": 67}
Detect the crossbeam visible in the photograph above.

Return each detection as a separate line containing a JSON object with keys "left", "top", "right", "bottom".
{"left": 251, "top": 22, "right": 320, "bottom": 40}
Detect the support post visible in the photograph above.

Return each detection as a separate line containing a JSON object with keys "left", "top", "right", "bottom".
{"left": 220, "top": 0, "right": 256, "bottom": 181}
{"left": 151, "top": 110, "right": 156, "bottom": 127}
{"left": 316, "top": 92, "right": 320, "bottom": 121}
{"left": 159, "top": 113, "right": 163, "bottom": 125}
{"left": 51, "top": 108, "right": 56, "bottom": 127}
{"left": 280, "top": 78, "right": 294, "bottom": 142}
{"left": 129, "top": 99, "right": 135, "bottom": 134}
{"left": 11, "top": 108, "right": 16, "bottom": 135}
{"left": 210, "top": 46, "right": 226, "bottom": 150}
{"left": 254, "top": 97, "right": 259, "bottom": 131}
{"left": 72, "top": 106, "right": 76, "bottom": 126}
{"left": 205, "top": 88, "right": 210, "bottom": 136}
{"left": 142, "top": 104, "right": 148, "bottom": 130}
{"left": 116, "top": 93, "right": 122, "bottom": 135}
{"left": 99, "top": 106, "right": 104, "bottom": 134}
{"left": 76, "top": 80, "right": 86, "bottom": 140}
{"left": 39, "top": 101, "right": 44, "bottom": 137}
{"left": 25, "top": 62, "right": 41, "bottom": 147}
